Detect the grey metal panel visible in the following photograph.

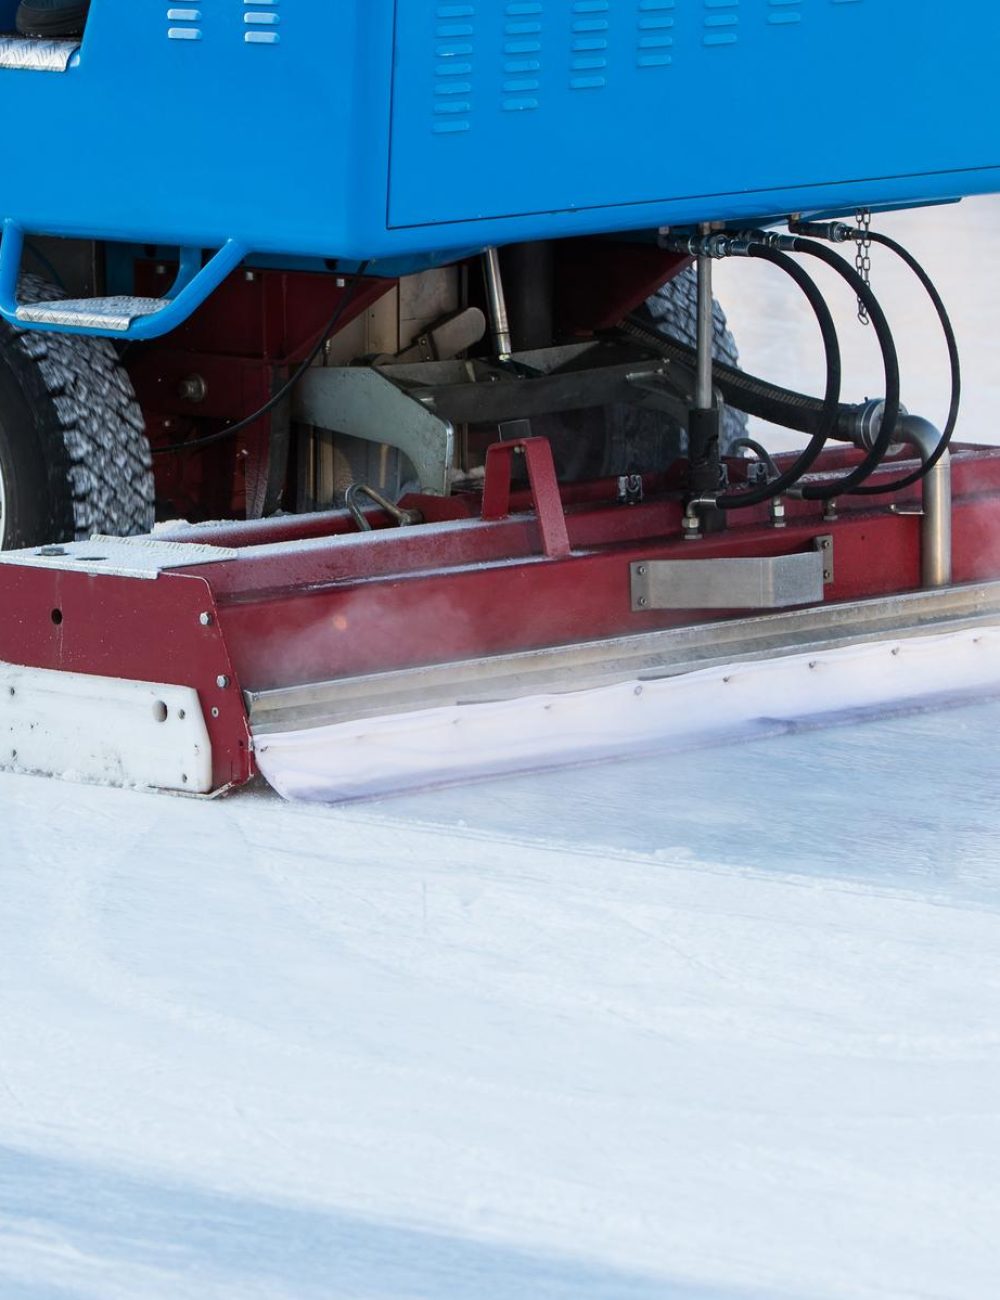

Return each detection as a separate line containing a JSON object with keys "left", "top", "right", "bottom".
{"left": 630, "top": 553, "right": 826, "bottom": 613}
{"left": 292, "top": 367, "right": 455, "bottom": 496}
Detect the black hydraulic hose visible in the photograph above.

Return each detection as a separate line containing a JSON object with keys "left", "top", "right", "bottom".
{"left": 623, "top": 316, "right": 843, "bottom": 436}
{"left": 786, "top": 236, "right": 901, "bottom": 499}
{"left": 153, "top": 262, "right": 372, "bottom": 456}
{"left": 714, "top": 244, "right": 841, "bottom": 509}
{"left": 845, "top": 229, "right": 960, "bottom": 496}
{"left": 729, "top": 438, "right": 780, "bottom": 479}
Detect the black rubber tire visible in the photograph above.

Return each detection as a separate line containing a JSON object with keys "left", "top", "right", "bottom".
{"left": 609, "top": 265, "right": 748, "bottom": 469}
{"left": 549, "top": 266, "right": 747, "bottom": 481}
{"left": 0, "top": 274, "right": 155, "bottom": 550}
{"left": 16, "top": 0, "right": 89, "bottom": 38}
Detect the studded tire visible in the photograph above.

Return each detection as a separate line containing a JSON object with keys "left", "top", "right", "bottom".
{"left": 549, "top": 264, "right": 747, "bottom": 481}
{"left": 608, "top": 264, "right": 748, "bottom": 467}
{"left": 0, "top": 274, "right": 155, "bottom": 550}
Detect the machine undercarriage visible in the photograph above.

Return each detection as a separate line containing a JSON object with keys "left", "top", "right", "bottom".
{"left": 0, "top": 0, "right": 996, "bottom": 798}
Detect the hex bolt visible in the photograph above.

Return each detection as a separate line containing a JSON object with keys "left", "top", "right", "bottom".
{"left": 178, "top": 374, "right": 208, "bottom": 404}
{"left": 199, "top": 612, "right": 214, "bottom": 627}
{"left": 216, "top": 675, "right": 231, "bottom": 689}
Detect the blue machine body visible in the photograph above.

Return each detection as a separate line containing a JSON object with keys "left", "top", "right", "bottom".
{"left": 0, "top": 0, "right": 996, "bottom": 334}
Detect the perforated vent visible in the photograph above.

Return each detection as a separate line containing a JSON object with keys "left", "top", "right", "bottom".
{"left": 569, "top": 0, "right": 609, "bottom": 91}
{"left": 704, "top": 0, "right": 739, "bottom": 48}
{"left": 637, "top": 0, "right": 675, "bottom": 70}
{"left": 422, "top": 0, "right": 868, "bottom": 134}
{"left": 434, "top": 3, "right": 474, "bottom": 134}
{"left": 166, "top": 5, "right": 201, "bottom": 41}
{"left": 244, "top": 0, "right": 280, "bottom": 46}
{"left": 503, "top": 1, "right": 543, "bottom": 112}
{"left": 768, "top": 0, "right": 801, "bottom": 24}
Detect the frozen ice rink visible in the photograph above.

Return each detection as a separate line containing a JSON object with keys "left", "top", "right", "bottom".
{"left": 2, "top": 199, "right": 1000, "bottom": 1299}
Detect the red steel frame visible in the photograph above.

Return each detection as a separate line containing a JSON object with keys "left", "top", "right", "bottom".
{"left": 124, "top": 242, "right": 690, "bottom": 523}
{"left": 0, "top": 440, "right": 998, "bottom": 794}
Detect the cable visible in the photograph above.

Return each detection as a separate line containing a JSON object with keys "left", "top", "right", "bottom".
{"left": 629, "top": 227, "right": 953, "bottom": 499}
{"left": 623, "top": 314, "right": 822, "bottom": 432}
{"left": 714, "top": 245, "right": 841, "bottom": 510}
{"left": 786, "top": 236, "right": 901, "bottom": 499}
{"left": 729, "top": 438, "right": 780, "bottom": 479}
{"left": 842, "top": 229, "right": 960, "bottom": 495}
{"left": 153, "top": 262, "right": 372, "bottom": 456}
{"left": 624, "top": 266, "right": 842, "bottom": 509}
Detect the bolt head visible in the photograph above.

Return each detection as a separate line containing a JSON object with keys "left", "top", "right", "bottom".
{"left": 216, "top": 675, "right": 230, "bottom": 689}
{"left": 199, "top": 612, "right": 213, "bottom": 627}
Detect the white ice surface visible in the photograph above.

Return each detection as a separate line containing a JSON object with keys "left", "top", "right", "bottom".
{"left": 3, "top": 693, "right": 1000, "bottom": 1299}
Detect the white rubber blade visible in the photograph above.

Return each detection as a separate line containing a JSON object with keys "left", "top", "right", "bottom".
{"left": 0, "top": 664, "right": 212, "bottom": 793}
{"left": 255, "top": 624, "right": 1000, "bottom": 804}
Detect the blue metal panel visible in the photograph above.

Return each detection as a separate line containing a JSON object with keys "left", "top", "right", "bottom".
{"left": 0, "top": 0, "right": 995, "bottom": 266}
{"left": 388, "top": 0, "right": 1000, "bottom": 233}
{"left": 0, "top": 0, "right": 390, "bottom": 257}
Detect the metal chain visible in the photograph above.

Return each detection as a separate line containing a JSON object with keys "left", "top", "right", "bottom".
{"left": 855, "top": 208, "right": 872, "bottom": 326}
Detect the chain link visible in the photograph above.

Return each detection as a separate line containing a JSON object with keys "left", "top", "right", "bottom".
{"left": 855, "top": 208, "right": 872, "bottom": 326}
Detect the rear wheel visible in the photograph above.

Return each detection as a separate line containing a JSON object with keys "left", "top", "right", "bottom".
{"left": 609, "top": 264, "right": 747, "bottom": 470}
{"left": 0, "top": 274, "right": 155, "bottom": 550}
{"left": 548, "top": 265, "right": 747, "bottom": 482}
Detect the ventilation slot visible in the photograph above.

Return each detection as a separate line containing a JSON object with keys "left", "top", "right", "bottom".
{"left": 570, "top": 0, "right": 609, "bottom": 91}
{"left": 434, "top": 3, "right": 474, "bottom": 134}
{"left": 637, "top": 0, "right": 674, "bottom": 68}
{"left": 703, "top": 0, "right": 738, "bottom": 47}
{"left": 503, "top": 1, "right": 542, "bottom": 112}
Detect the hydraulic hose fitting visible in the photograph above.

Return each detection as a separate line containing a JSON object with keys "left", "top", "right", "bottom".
{"left": 687, "top": 407, "right": 727, "bottom": 535}
{"left": 683, "top": 496, "right": 719, "bottom": 541}
{"left": 659, "top": 232, "right": 734, "bottom": 259}
{"left": 660, "top": 229, "right": 798, "bottom": 259}
{"left": 788, "top": 220, "right": 854, "bottom": 243}
{"left": 842, "top": 398, "right": 908, "bottom": 456}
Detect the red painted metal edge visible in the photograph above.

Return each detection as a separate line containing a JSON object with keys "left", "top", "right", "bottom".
{"left": 0, "top": 445, "right": 998, "bottom": 794}
{"left": 481, "top": 438, "right": 571, "bottom": 558}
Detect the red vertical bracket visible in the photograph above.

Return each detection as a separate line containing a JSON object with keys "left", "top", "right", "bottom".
{"left": 482, "top": 438, "right": 571, "bottom": 559}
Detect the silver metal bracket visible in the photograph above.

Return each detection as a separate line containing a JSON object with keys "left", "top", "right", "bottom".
{"left": 814, "top": 534, "right": 835, "bottom": 585}
{"left": 630, "top": 548, "right": 828, "bottom": 612}
{"left": 292, "top": 367, "right": 455, "bottom": 496}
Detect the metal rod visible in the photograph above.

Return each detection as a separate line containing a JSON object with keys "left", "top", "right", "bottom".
{"left": 695, "top": 254, "right": 714, "bottom": 409}
{"left": 483, "top": 247, "right": 513, "bottom": 361}
{"left": 898, "top": 415, "right": 952, "bottom": 588}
